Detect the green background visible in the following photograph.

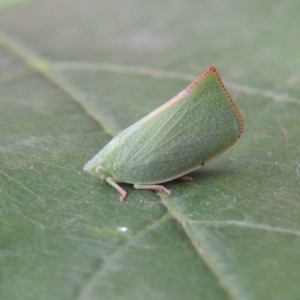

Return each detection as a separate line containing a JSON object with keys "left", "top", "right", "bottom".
{"left": 1, "top": 1, "right": 300, "bottom": 299}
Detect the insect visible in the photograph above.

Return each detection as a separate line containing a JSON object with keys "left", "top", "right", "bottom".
{"left": 83, "top": 66, "right": 244, "bottom": 201}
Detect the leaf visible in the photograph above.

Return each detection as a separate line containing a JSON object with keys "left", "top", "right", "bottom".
{"left": 0, "top": 1, "right": 300, "bottom": 299}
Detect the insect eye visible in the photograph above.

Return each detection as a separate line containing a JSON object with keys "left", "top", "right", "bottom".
{"left": 95, "top": 166, "right": 102, "bottom": 173}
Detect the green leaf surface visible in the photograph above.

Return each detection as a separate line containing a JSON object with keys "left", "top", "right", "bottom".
{"left": 1, "top": 1, "right": 300, "bottom": 299}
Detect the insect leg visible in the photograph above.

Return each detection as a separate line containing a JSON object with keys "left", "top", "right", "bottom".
{"left": 180, "top": 175, "right": 193, "bottom": 181}
{"left": 134, "top": 183, "right": 171, "bottom": 195}
{"left": 106, "top": 177, "right": 127, "bottom": 201}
